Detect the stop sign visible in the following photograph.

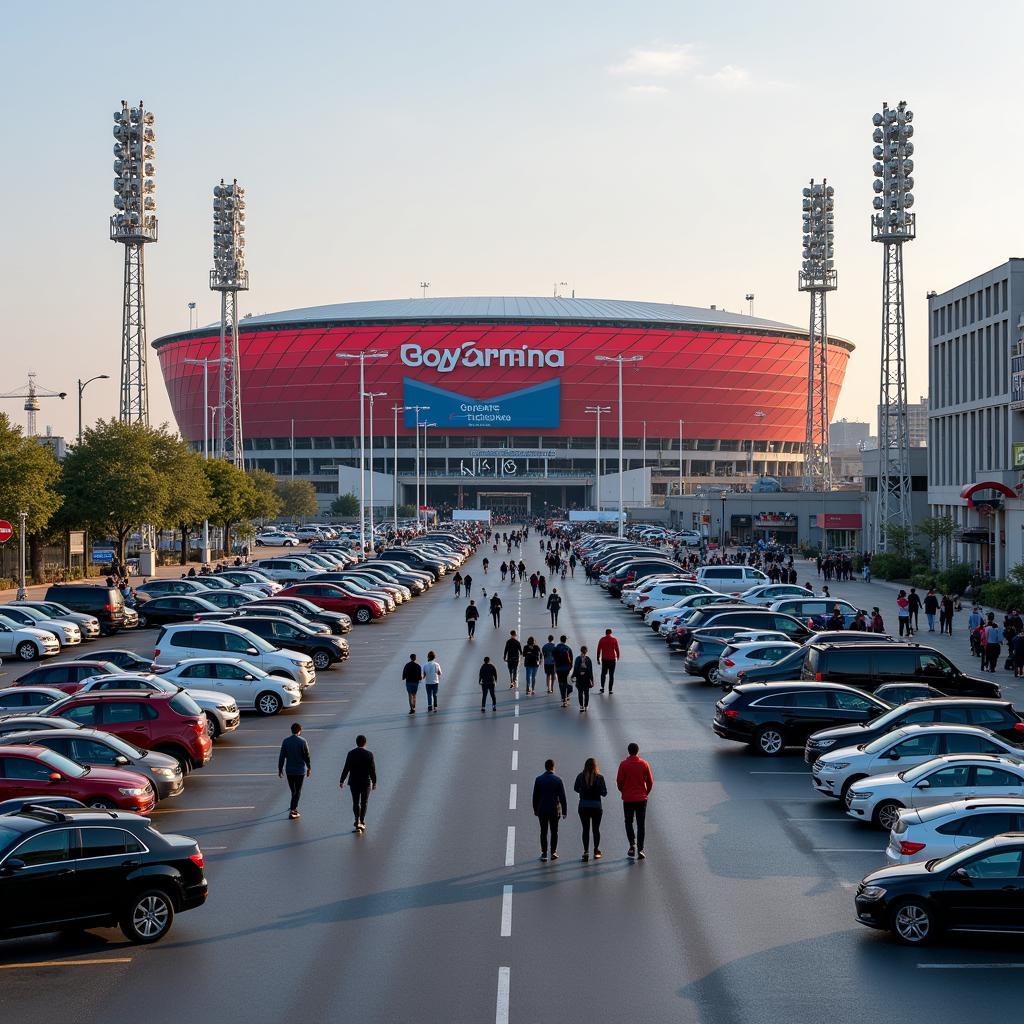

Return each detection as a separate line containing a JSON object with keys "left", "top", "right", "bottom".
{"left": 0, "top": 520, "right": 13, "bottom": 544}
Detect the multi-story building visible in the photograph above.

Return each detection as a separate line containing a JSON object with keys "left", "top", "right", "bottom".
{"left": 877, "top": 396, "right": 927, "bottom": 447}
{"left": 830, "top": 419, "right": 871, "bottom": 451}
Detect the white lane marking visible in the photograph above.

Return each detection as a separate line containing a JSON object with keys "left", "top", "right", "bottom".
{"left": 514, "top": 690, "right": 519, "bottom": 702}
{"left": 500, "top": 885, "right": 513, "bottom": 936}
{"left": 496, "top": 966, "right": 511, "bottom": 1024}
{"left": 918, "top": 964, "right": 1024, "bottom": 970}
{"left": 513, "top": 723, "right": 519, "bottom": 741}
{"left": 511, "top": 750, "right": 518, "bottom": 771}
{"left": 505, "top": 826, "right": 515, "bottom": 866}
{"left": 509, "top": 784, "right": 517, "bottom": 810}
{"left": 514, "top": 705, "right": 520, "bottom": 717}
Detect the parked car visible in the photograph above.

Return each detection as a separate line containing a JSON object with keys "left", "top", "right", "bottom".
{"left": 0, "top": 716, "right": 81, "bottom": 738}
{"left": 846, "top": 754, "right": 1024, "bottom": 831}
{"left": 135, "top": 595, "right": 222, "bottom": 628}
{"left": 248, "top": 597, "right": 352, "bottom": 634}
{"left": 685, "top": 630, "right": 793, "bottom": 685}
{"left": 14, "top": 661, "right": 125, "bottom": 694}
{"left": 0, "top": 615, "right": 61, "bottom": 662}
{"left": 738, "top": 584, "right": 820, "bottom": 606}
{"left": 690, "top": 565, "right": 770, "bottom": 594}
{"left": 10, "top": 601, "right": 101, "bottom": 640}
{"left": 248, "top": 558, "right": 324, "bottom": 584}
{"left": 255, "top": 531, "right": 300, "bottom": 546}
{"left": 716, "top": 640, "right": 803, "bottom": 688}
{"left": 651, "top": 594, "right": 746, "bottom": 633}
{"left": 0, "top": 795, "right": 85, "bottom": 814}
{"left": 229, "top": 605, "right": 331, "bottom": 635}
{"left": 219, "top": 616, "right": 348, "bottom": 670}
{"left": 886, "top": 797, "right": 1024, "bottom": 865}
{"left": 156, "top": 658, "right": 303, "bottom": 716}
{"left": 671, "top": 606, "right": 814, "bottom": 651}
{"left": 0, "top": 728, "right": 184, "bottom": 800}
{"left": 874, "top": 683, "right": 947, "bottom": 705}
{"left": 713, "top": 682, "right": 891, "bottom": 756}
{"left": 136, "top": 579, "right": 212, "bottom": 600}
{"left": 76, "top": 649, "right": 154, "bottom": 673}
{"left": 277, "top": 583, "right": 385, "bottom": 624}
{"left": 728, "top": 632, "right": 901, "bottom": 687}
{"left": 43, "top": 584, "right": 125, "bottom": 635}
{"left": 769, "top": 597, "right": 859, "bottom": 629}
{"left": 0, "top": 804, "right": 206, "bottom": 943}
{"left": 0, "top": 687, "right": 66, "bottom": 713}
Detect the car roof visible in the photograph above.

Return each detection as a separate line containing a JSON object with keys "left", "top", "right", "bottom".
{"left": 59, "top": 690, "right": 170, "bottom": 702}
{"left": 0, "top": 806, "right": 150, "bottom": 829}
{"left": 920, "top": 753, "right": 1022, "bottom": 766}
{"left": 0, "top": 686, "right": 67, "bottom": 697}
{"left": 883, "top": 723, "right": 1001, "bottom": 737}
{"left": 896, "top": 697, "right": 1010, "bottom": 709}
{"left": 734, "top": 680, "right": 878, "bottom": 695}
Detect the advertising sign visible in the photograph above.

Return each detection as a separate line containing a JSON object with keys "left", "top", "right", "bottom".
{"left": 452, "top": 510, "right": 492, "bottom": 523}
{"left": 1013, "top": 442, "right": 1024, "bottom": 468}
{"left": 91, "top": 546, "right": 114, "bottom": 564}
{"left": 568, "top": 510, "right": 625, "bottom": 522}
{"left": 403, "top": 377, "right": 560, "bottom": 429}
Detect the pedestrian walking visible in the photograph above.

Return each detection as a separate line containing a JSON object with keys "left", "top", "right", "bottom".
{"left": 453, "top": 571, "right": 462, "bottom": 598}
{"left": 940, "top": 593, "right": 955, "bottom": 636}
{"left": 870, "top": 606, "right": 885, "bottom": 633}
{"left": 907, "top": 588, "right": 921, "bottom": 632}
{"left": 984, "top": 614, "right": 1004, "bottom": 672}
{"left": 529, "top": 572, "right": 540, "bottom": 598}
{"left": 483, "top": 558, "right": 490, "bottom": 574}
{"left": 568, "top": 554, "right": 576, "bottom": 578}
{"left": 423, "top": 650, "right": 442, "bottom": 712}
{"left": 463, "top": 573, "right": 473, "bottom": 597}
{"left": 504, "top": 630, "right": 523, "bottom": 689}
{"left": 924, "top": 590, "right": 939, "bottom": 632}
{"left": 538, "top": 574, "right": 547, "bottom": 598}
{"left": 500, "top": 561, "right": 508, "bottom": 581}
{"left": 339, "top": 734, "right": 377, "bottom": 833}
{"left": 532, "top": 758, "right": 568, "bottom": 862}
{"left": 547, "top": 588, "right": 562, "bottom": 627}
{"left": 572, "top": 645, "right": 595, "bottom": 711}
{"left": 1012, "top": 630, "right": 1024, "bottom": 678}
{"left": 277, "top": 722, "right": 311, "bottom": 820}
{"left": 402, "top": 653, "right": 423, "bottom": 714}
{"left": 573, "top": 757, "right": 607, "bottom": 861}
{"left": 596, "top": 627, "right": 620, "bottom": 694}
{"left": 490, "top": 592, "right": 503, "bottom": 628}
{"left": 542, "top": 634, "right": 557, "bottom": 694}
{"left": 554, "top": 635, "right": 574, "bottom": 707}
{"left": 896, "top": 590, "right": 913, "bottom": 637}
{"left": 523, "top": 635, "right": 541, "bottom": 695}
{"left": 616, "top": 742, "right": 654, "bottom": 859}
{"left": 479, "top": 655, "right": 498, "bottom": 712}
{"left": 465, "top": 599, "right": 479, "bottom": 638}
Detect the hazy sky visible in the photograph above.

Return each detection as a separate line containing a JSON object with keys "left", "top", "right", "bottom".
{"left": 3, "top": 0, "right": 1022, "bottom": 439}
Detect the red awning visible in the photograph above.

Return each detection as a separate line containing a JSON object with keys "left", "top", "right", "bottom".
{"left": 959, "top": 481, "right": 1017, "bottom": 508}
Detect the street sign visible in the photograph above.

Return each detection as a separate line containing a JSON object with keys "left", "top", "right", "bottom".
{"left": 91, "top": 546, "right": 114, "bottom": 564}
{"left": 0, "top": 520, "right": 12, "bottom": 544}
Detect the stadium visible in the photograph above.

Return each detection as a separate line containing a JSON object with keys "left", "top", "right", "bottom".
{"left": 153, "top": 297, "right": 853, "bottom": 516}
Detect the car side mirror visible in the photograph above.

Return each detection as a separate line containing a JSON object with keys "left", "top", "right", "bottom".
{"left": 247, "top": 647, "right": 259, "bottom": 656}
{"left": 885, "top": 751, "right": 900, "bottom": 760}
{"left": 48, "top": 772, "right": 63, "bottom": 782}
{"left": 1, "top": 858, "right": 26, "bottom": 874}
{"left": 114, "top": 755, "right": 130, "bottom": 766}
{"left": 950, "top": 867, "right": 972, "bottom": 886}
{"left": 913, "top": 779, "right": 930, "bottom": 790}
{"left": 244, "top": 674, "right": 255, "bottom": 681}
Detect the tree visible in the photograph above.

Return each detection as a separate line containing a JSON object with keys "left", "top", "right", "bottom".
{"left": 915, "top": 514, "right": 958, "bottom": 568}
{"left": 59, "top": 419, "right": 168, "bottom": 562}
{"left": 883, "top": 524, "right": 918, "bottom": 561}
{"left": 331, "top": 494, "right": 359, "bottom": 516}
{"left": 203, "top": 460, "right": 253, "bottom": 557}
{"left": 246, "top": 469, "right": 283, "bottom": 525}
{"left": 276, "top": 479, "right": 318, "bottom": 521}
{"left": 152, "top": 435, "right": 215, "bottom": 564}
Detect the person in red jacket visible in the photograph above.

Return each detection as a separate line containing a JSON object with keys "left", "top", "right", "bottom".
{"left": 596, "top": 628, "right": 621, "bottom": 694}
{"left": 615, "top": 742, "right": 654, "bottom": 859}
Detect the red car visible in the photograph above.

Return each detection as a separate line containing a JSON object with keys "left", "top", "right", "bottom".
{"left": 41, "top": 691, "right": 213, "bottom": 770}
{"left": 277, "top": 583, "right": 385, "bottom": 625}
{"left": 13, "top": 661, "right": 125, "bottom": 694}
{"left": 0, "top": 744, "right": 156, "bottom": 812}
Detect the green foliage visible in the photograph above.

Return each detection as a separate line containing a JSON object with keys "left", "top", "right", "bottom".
{"left": 330, "top": 493, "right": 359, "bottom": 516}
{"left": 0, "top": 414, "right": 62, "bottom": 536}
{"left": 397, "top": 504, "right": 416, "bottom": 518}
{"left": 276, "top": 479, "right": 318, "bottom": 521}
{"left": 937, "top": 561, "right": 975, "bottom": 595}
{"left": 915, "top": 515, "right": 958, "bottom": 567}
{"left": 1008, "top": 563, "right": 1024, "bottom": 587}
{"left": 246, "top": 469, "right": 284, "bottom": 523}
{"left": 868, "top": 552, "right": 918, "bottom": 581}
{"left": 980, "top": 580, "right": 1024, "bottom": 612}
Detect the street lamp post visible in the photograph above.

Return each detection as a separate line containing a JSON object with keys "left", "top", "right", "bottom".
{"left": 407, "top": 404, "right": 430, "bottom": 531}
{"left": 595, "top": 353, "right": 643, "bottom": 537}
{"left": 183, "top": 357, "right": 222, "bottom": 564}
{"left": 363, "top": 391, "right": 387, "bottom": 550}
{"left": 336, "top": 349, "right": 388, "bottom": 556}
{"left": 421, "top": 422, "right": 436, "bottom": 525}
{"left": 392, "top": 404, "right": 411, "bottom": 534}
{"left": 585, "top": 405, "right": 610, "bottom": 511}
{"left": 77, "top": 374, "right": 111, "bottom": 445}
{"left": 678, "top": 418, "right": 685, "bottom": 497}
{"left": 16, "top": 510, "right": 27, "bottom": 600}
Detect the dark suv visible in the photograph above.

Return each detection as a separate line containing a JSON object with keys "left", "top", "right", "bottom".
{"left": 671, "top": 606, "right": 813, "bottom": 651}
{"left": 804, "top": 698, "right": 1024, "bottom": 763}
{"left": 220, "top": 615, "right": 348, "bottom": 670}
{"left": 802, "top": 642, "right": 1000, "bottom": 699}
{"left": 732, "top": 632, "right": 901, "bottom": 687}
{"left": 0, "top": 805, "right": 206, "bottom": 943}
{"left": 713, "top": 682, "right": 891, "bottom": 756}
{"left": 44, "top": 585, "right": 124, "bottom": 635}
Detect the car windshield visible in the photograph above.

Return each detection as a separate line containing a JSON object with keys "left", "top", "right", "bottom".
{"left": 34, "top": 747, "right": 86, "bottom": 778}
{"left": 925, "top": 841, "right": 1016, "bottom": 873}
{"left": 13, "top": 607, "right": 46, "bottom": 622}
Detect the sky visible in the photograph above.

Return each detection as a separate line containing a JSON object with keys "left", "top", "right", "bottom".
{"left": 3, "top": 0, "right": 1023, "bottom": 440}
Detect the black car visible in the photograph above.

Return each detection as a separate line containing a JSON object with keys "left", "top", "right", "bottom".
{"left": 221, "top": 616, "right": 348, "bottom": 670}
{"left": 232, "top": 605, "right": 332, "bottom": 634}
{"left": 672, "top": 606, "right": 814, "bottom": 651}
{"left": 713, "top": 682, "right": 891, "bottom": 756}
{"left": 0, "top": 796, "right": 85, "bottom": 814}
{"left": 378, "top": 549, "right": 445, "bottom": 579}
{"left": 43, "top": 585, "right": 125, "bottom": 635}
{"left": 0, "top": 805, "right": 207, "bottom": 943}
{"left": 804, "top": 698, "right": 1024, "bottom": 763}
{"left": 855, "top": 833, "right": 1024, "bottom": 945}
{"left": 76, "top": 649, "right": 154, "bottom": 672}
{"left": 249, "top": 597, "right": 352, "bottom": 634}
{"left": 193, "top": 589, "right": 254, "bottom": 611}
{"left": 874, "top": 683, "right": 946, "bottom": 705}
{"left": 801, "top": 642, "right": 1001, "bottom": 699}
{"left": 135, "top": 596, "right": 221, "bottom": 628}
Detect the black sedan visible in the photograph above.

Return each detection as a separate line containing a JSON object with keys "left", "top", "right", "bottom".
{"left": 248, "top": 597, "right": 352, "bottom": 634}
{"left": 135, "top": 596, "right": 220, "bottom": 628}
{"left": 221, "top": 615, "right": 349, "bottom": 670}
{"left": 76, "top": 649, "right": 154, "bottom": 672}
{"left": 193, "top": 589, "right": 254, "bottom": 611}
{"left": 855, "top": 833, "right": 1024, "bottom": 944}
{"left": 0, "top": 806, "right": 207, "bottom": 943}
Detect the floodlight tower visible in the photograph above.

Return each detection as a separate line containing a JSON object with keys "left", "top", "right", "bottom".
{"left": 871, "top": 101, "right": 916, "bottom": 549}
{"left": 111, "top": 100, "right": 158, "bottom": 424}
{"left": 798, "top": 179, "right": 837, "bottom": 491}
{"left": 211, "top": 179, "right": 249, "bottom": 467}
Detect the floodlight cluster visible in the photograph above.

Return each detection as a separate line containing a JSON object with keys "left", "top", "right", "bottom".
{"left": 111, "top": 100, "right": 157, "bottom": 239}
{"left": 871, "top": 101, "right": 915, "bottom": 237}
{"left": 801, "top": 179, "right": 835, "bottom": 285}
{"left": 211, "top": 179, "right": 247, "bottom": 288}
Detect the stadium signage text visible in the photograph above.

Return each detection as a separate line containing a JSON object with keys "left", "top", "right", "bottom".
{"left": 400, "top": 341, "right": 565, "bottom": 374}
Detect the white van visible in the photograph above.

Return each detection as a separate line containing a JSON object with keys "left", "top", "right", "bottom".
{"left": 692, "top": 565, "right": 769, "bottom": 594}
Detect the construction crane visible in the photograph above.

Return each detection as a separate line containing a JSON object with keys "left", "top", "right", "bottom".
{"left": 0, "top": 373, "right": 67, "bottom": 437}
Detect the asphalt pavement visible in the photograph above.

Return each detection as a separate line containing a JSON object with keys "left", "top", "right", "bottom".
{"left": 2, "top": 546, "right": 1023, "bottom": 1023}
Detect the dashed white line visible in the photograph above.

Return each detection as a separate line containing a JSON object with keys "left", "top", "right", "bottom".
{"left": 505, "top": 826, "right": 515, "bottom": 866}
{"left": 513, "top": 723, "right": 519, "bottom": 741}
{"left": 509, "top": 783, "right": 517, "bottom": 810}
{"left": 511, "top": 750, "right": 518, "bottom": 771}
{"left": 514, "top": 705, "right": 520, "bottom": 717}
{"left": 500, "top": 884, "right": 513, "bottom": 936}
{"left": 496, "top": 966, "right": 511, "bottom": 1024}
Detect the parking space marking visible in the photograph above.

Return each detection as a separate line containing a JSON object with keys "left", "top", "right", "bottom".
{"left": 812, "top": 848, "right": 885, "bottom": 853}
{"left": 513, "top": 723, "right": 519, "bottom": 741}
{"left": 514, "top": 705, "right": 520, "bottom": 717}
{"left": 918, "top": 963, "right": 1024, "bottom": 969}
{"left": 509, "top": 783, "right": 517, "bottom": 810}
{"left": 0, "top": 958, "right": 133, "bottom": 970}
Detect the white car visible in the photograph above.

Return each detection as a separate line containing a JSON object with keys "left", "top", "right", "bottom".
{"left": 716, "top": 640, "right": 802, "bottom": 688}
{"left": 11, "top": 600, "right": 102, "bottom": 639}
{"left": 886, "top": 797, "right": 1024, "bottom": 865}
{"left": 0, "top": 606, "right": 81, "bottom": 647}
{"left": 630, "top": 581, "right": 714, "bottom": 613}
{"left": 152, "top": 622, "right": 316, "bottom": 689}
{"left": 620, "top": 575, "right": 689, "bottom": 608}
{"left": 249, "top": 557, "right": 324, "bottom": 583}
{"left": 690, "top": 565, "right": 770, "bottom": 594}
{"left": 814, "top": 724, "right": 1024, "bottom": 803}
{"left": 846, "top": 754, "right": 1024, "bottom": 831}
{"left": 737, "top": 584, "right": 818, "bottom": 607}
{"left": 0, "top": 615, "right": 60, "bottom": 661}
{"left": 255, "top": 531, "right": 300, "bottom": 547}
{"left": 156, "top": 658, "right": 303, "bottom": 716}
{"left": 651, "top": 594, "right": 744, "bottom": 633}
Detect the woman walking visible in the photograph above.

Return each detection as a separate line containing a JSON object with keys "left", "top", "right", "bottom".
{"left": 423, "top": 650, "right": 442, "bottom": 712}
{"left": 573, "top": 645, "right": 595, "bottom": 712}
{"left": 573, "top": 757, "right": 607, "bottom": 861}
{"left": 523, "top": 636, "right": 541, "bottom": 695}
{"left": 490, "top": 592, "right": 503, "bottom": 628}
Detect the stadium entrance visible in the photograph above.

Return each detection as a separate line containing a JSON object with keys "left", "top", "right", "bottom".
{"left": 478, "top": 491, "right": 531, "bottom": 518}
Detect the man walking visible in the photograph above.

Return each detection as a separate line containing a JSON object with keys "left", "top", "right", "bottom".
{"left": 463, "top": 573, "right": 473, "bottom": 597}
{"left": 542, "top": 634, "right": 557, "bottom": 694}
{"left": 984, "top": 613, "right": 1005, "bottom": 673}
{"left": 573, "top": 644, "right": 595, "bottom": 712}
{"left": 465, "top": 599, "right": 479, "bottom": 639}
{"left": 547, "top": 588, "right": 562, "bottom": 627}
{"left": 490, "top": 592, "right": 503, "bottom": 628}
{"left": 596, "top": 627, "right": 620, "bottom": 694}
{"left": 532, "top": 758, "right": 568, "bottom": 862}
{"left": 277, "top": 722, "right": 311, "bottom": 820}
{"left": 616, "top": 742, "right": 654, "bottom": 859}
{"left": 402, "top": 652, "right": 423, "bottom": 714}
{"left": 907, "top": 588, "right": 921, "bottom": 632}
{"left": 479, "top": 655, "right": 498, "bottom": 712}
{"left": 339, "top": 734, "right": 377, "bottom": 833}
{"left": 503, "top": 629, "right": 523, "bottom": 689}
{"left": 554, "top": 634, "right": 574, "bottom": 707}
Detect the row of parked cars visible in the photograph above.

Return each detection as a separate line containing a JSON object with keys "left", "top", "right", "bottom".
{"left": 578, "top": 531, "right": 1024, "bottom": 947}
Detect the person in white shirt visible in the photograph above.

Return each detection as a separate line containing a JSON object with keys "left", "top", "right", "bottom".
{"left": 423, "top": 651, "right": 443, "bottom": 713}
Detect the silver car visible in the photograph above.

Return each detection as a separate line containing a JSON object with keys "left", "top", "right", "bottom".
{"left": 886, "top": 797, "right": 1024, "bottom": 865}
{"left": 11, "top": 601, "right": 101, "bottom": 640}
{"left": 0, "top": 606, "right": 81, "bottom": 647}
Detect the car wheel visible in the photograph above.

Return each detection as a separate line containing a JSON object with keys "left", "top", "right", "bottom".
{"left": 87, "top": 797, "right": 116, "bottom": 809}
{"left": 754, "top": 726, "right": 785, "bottom": 756}
{"left": 16, "top": 641, "right": 39, "bottom": 661}
{"left": 256, "top": 691, "right": 283, "bottom": 716}
{"left": 206, "top": 718, "right": 220, "bottom": 741}
{"left": 873, "top": 800, "right": 904, "bottom": 832}
{"left": 312, "top": 649, "right": 332, "bottom": 671}
{"left": 120, "top": 888, "right": 175, "bottom": 944}
{"left": 136, "top": 614, "right": 148, "bottom": 628}
{"left": 355, "top": 607, "right": 372, "bottom": 624}
{"left": 890, "top": 898, "right": 936, "bottom": 946}
{"left": 704, "top": 665, "right": 721, "bottom": 686}
{"left": 839, "top": 776, "right": 866, "bottom": 804}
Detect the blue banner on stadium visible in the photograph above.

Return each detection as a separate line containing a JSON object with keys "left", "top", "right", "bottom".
{"left": 403, "top": 377, "right": 560, "bottom": 429}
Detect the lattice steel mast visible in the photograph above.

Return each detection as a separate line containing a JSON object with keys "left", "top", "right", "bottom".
{"left": 211, "top": 179, "right": 249, "bottom": 466}
{"left": 111, "top": 100, "right": 158, "bottom": 424}
{"left": 799, "top": 179, "right": 837, "bottom": 490}
{"left": 871, "top": 101, "right": 916, "bottom": 549}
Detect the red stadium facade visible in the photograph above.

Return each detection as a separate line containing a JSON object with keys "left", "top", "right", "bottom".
{"left": 153, "top": 297, "right": 853, "bottom": 513}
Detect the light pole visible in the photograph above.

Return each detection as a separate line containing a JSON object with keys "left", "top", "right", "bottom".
{"left": 407, "top": 404, "right": 430, "bottom": 530}
{"left": 392, "top": 404, "right": 411, "bottom": 534}
{"left": 16, "top": 510, "right": 27, "bottom": 600}
{"left": 77, "top": 374, "right": 110, "bottom": 445}
{"left": 678, "top": 418, "right": 685, "bottom": 497}
{"left": 209, "top": 406, "right": 219, "bottom": 553}
{"left": 421, "top": 422, "right": 436, "bottom": 525}
{"left": 585, "top": 405, "right": 610, "bottom": 510}
{"left": 363, "top": 391, "right": 387, "bottom": 549}
{"left": 595, "top": 353, "right": 643, "bottom": 537}
{"left": 184, "top": 357, "right": 222, "bottom": 564}
{"left": 336, "top": 349, "right": 388, "bottom": 555}
{"left": 187, "top": 302, "right": 197, "bottom": 329}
